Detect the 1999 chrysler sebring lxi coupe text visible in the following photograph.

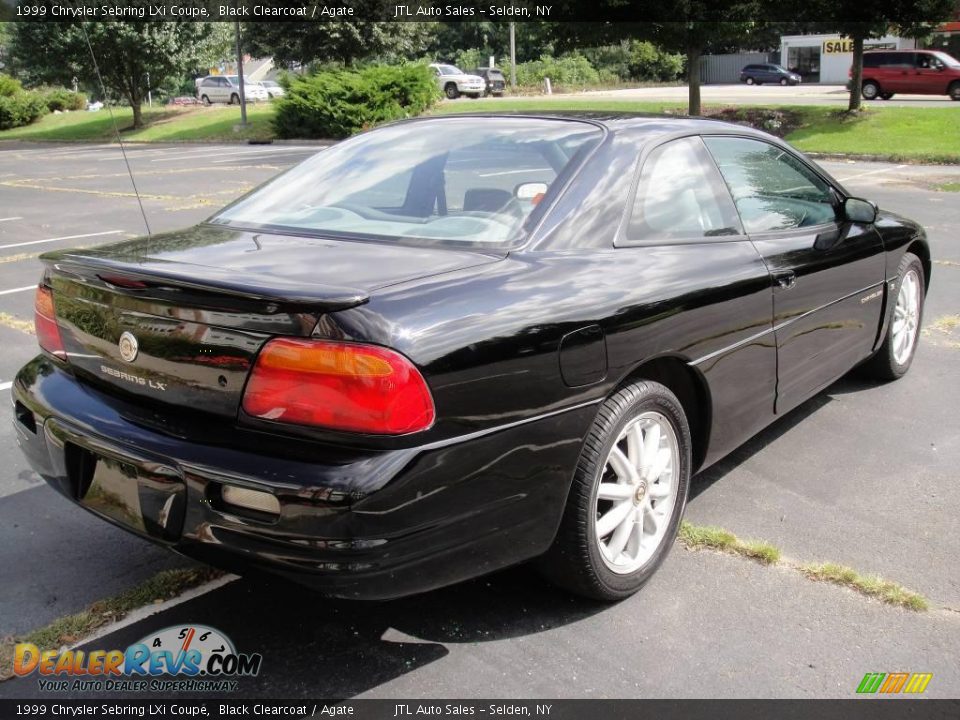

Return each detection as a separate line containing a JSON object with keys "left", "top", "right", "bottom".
{"left": 13, "top": 115, "right": 929, "bottom": 601}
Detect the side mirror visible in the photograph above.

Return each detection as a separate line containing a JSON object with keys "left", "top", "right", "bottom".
{"left": 516, "top": 182, "right": 548, "bottom": 204}
{"left": 844, "top": 197, "right": 878, "bottom": 224}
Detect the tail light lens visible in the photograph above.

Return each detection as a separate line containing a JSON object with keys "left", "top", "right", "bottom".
{"left": 242, "top": 338, "right": 435, "bottom": 435}
{"left": 35, "top": 285, "right": 66, "bottom": 359}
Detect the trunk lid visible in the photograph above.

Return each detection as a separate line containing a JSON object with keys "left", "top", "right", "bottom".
{"left": 42, "top": 225, "right": 502, "bottom": 418}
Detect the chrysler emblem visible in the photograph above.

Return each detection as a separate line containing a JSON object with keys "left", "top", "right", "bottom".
{"left": 118, "top": 331, "right": 139, "bottom": 363}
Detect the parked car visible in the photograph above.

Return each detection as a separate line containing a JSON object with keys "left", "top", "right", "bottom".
{"left": 196, "top": 75, "right": 268, "bottom": 105}
{"left": 472, "top": 67, "right": 507, "bottom": 96}
{"left": 740, "top": 63, "right": 802, "bottom": 85}
{"left": 429, "top": 63, "right": 485, "bottom": 99}
{"left": 856, "top": 49, "right": 960, "bottom": 100}
{"left": 14, "top": 115, "right": 929, "bottom": 601}
{"left": 258, "top": 80, "right": 285, "bottom": 99}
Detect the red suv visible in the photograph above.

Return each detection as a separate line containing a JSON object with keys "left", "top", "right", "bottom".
{"left": 855, "top": 49, "right": 960, "bottom": 100}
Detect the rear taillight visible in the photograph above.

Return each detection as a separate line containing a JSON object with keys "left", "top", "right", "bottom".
{"left": 241, "top": 339, "right": 435, "bottom": 435}
{"left": 35, "top": 285, "right": 66, "bottom": 359}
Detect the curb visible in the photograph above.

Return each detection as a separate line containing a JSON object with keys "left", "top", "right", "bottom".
{"left": 804, "top": 151, "right": 960, "bottom": 166}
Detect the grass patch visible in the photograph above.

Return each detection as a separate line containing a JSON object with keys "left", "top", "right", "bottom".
{"left": 927, "top": 314, "right": 960, "bottom": 334}
{"left": 800, "top": 563, "right": 928, "bottom": 611}
{"left": 680, "top": 522, "right": 928, "bottom": 610}
{"left": 0, "top": 312, "right": 34, "bottom": 335}
{"left": 0, "top": 567, "right": 222, "bottom": 681}
{"left": 2, "top": 96, "right": 956, "bottom": 161}
{"left": 0, "top": 104, "right": 276, "bottom": 143}
{"left": 935, "top": 182, "right": 960, "bottom": 192}
{"left": 787, "top": 107, "right": 960, "bottom": 163}
{"left": 436, "top": 100, "right": 960, "bottom": 162}
{"left": 679, "top": 522, "right": 781, "bottom": 565}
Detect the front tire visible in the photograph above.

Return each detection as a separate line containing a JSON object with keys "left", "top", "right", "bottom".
{"left": 537, "top": 381, "right": 691, "bottom": 601}
{"left": 862, "top": 252, "right": 925, "bottom": 380}
{"left": 200, "top": 95, "right": 211, "bottom": 106}
{"left": 780, "top": 78, "right": 788, "bottom": 86}
{"left": 862, "top": 80, "right": 881, "bottom": 100}
{"left": 444, "top": 83, "right": 460, "bottom": 100}
{"left": 229, "top": 93, "right": 240, "bottom": 105}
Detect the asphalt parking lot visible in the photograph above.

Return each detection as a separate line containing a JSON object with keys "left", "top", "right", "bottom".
{"left": 0, "top": 142, "right": 958, "bottom": 698}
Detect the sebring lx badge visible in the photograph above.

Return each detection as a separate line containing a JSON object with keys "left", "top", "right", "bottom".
{"left": 100, "top": 365, "right": 167, "bottom": 391}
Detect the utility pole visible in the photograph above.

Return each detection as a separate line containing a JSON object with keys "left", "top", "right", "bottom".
{"left": 235, "top": 21, "right": 247, "bottom": 126}
{"left": 509, "top": 22, "right": 516, "bottom": 90}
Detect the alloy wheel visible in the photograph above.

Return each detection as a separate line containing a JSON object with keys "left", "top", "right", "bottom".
{"left": 892, "top": 269, "right": 920, "bottom": 365}
{"left": 594, "top": 412, "right": 680, "bottom": 574}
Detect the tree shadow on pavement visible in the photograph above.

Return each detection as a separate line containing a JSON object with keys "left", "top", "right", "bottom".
{"left": 0, "top": 565, "right": 609, "bottom": 699}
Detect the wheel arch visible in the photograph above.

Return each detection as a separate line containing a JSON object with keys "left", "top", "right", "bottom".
{"left": 611, "top": 354, "right": 712, "bottom": 473}
{"left": 906, "top": 237, "right": 932, "bottom": 290}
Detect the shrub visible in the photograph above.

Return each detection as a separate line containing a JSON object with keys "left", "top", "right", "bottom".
{"left": 0, "top": 74, "right": 24, "bottom": 97}
{"left": 513, "top": 53, "right": 601, "bottom": 88}
{"left": 628, "top": 41, "right": 684, "bottom": 82}
{"left": 0, "top": 91, "right": 49, "bottom": 130}
{"left": 272, "top": 64, "right": 440, "bottom": 140}
{"left": 37, "top": 87, "right": 87, "bottom": 112}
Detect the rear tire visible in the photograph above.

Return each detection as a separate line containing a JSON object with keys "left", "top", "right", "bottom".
{"left": 746, "top": 77, "right": 754, "bottom": 85}
{"left": 200, "top": 95, "right": 210, "bottom": 106}
{"left": 949, "top": 81, "right": 960, "bottom": 101}
{"left": 862, "top": 252, "right": 925, "bottom": 381}
{"left": 861, "top": 80, "right": 880, "bottom": 100}
{"left": 536, "top": 381, "right": 691, "bottom": 601}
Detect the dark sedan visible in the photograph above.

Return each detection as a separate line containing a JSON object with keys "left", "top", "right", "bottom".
{"left": 13, "top": 115, "right": 929, "bottom": 601}
{"left": 740, "top": 63, "right": 802, "bottom": 85}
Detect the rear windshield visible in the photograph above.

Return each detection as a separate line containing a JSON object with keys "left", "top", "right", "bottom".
{"left": 211, "top": 118, "right": 603, "bottom": 248}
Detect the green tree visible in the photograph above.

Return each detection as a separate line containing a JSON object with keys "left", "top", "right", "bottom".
{"left": 9, "top": 21, "right": 216, "bottom": 128}
{"left": 244, "top": 22, "right": 432, "bottom": 68}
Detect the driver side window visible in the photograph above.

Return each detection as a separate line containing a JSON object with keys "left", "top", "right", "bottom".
{"left": 704, "top": 136, "right": 837, "bottom": 233}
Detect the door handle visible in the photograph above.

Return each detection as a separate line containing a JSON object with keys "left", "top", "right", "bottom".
{"left": 774, "top": 271, "right": 796, "bottom": 290}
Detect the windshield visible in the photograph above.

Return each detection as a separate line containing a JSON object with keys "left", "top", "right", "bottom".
{"left": 932, "top": 51, "right": 960, "bottom": 68}
{"left": 211, "top": 117, "right": 603, "bottom": 247}
{"left": 436, "top": 65, "right": 462, "bottom": 76}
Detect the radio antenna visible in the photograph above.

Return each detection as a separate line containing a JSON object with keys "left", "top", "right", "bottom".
{"left": 80, "top": 22, "right": 152, "bottom": 237}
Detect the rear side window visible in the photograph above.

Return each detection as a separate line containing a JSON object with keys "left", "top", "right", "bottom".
{"left": 623, "top": 137, "right": 742, "bottom": 243}
{"left": 704, "top": 136, "right": 837, "bottom": 233}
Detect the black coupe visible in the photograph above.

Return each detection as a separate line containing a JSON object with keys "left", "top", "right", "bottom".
{"left": 13, "top": 115, "right": 929, "bottom": 601}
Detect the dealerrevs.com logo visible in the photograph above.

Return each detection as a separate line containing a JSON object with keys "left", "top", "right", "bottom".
{"left": 14, "top": 625, "right": 262, "bottom": 693}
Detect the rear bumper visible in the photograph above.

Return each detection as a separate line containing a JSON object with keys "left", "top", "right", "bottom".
{"left": 12, "top": 356, "right": 595, "bottom": 599}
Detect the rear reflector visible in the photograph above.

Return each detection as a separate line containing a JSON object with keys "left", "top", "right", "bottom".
{"left": 241, "top": 338, "right": 435, "bottom": 435}
{"left": 35, "top": 285, "right": 66, "bottom": 359}
{"left": 222, "top": 485, "right": 280, "bottom": 515}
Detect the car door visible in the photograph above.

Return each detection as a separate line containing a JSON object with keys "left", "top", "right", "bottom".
{"left": 616, "top": 136, "right": 778, "bottom": 460}
{"left": 912, "top": 52, "right": 945, "bottom": 95}
{"left": 883, "top": 53, "right": 917, "bottom": 93}
{"left": 703, "top": 136, "right": 886, "bottom": 414}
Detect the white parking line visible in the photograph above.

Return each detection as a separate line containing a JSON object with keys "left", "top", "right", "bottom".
{"left": 0, "top": 217, "right": 24, "bottom": 223}
{"left": 149, "top": 146, "right": 317, "bottom": 163}
{"left": 0, "top": 229, "right": 124, "bottom": 251}
{"left": 0, "top": 285, "right": 35, "bottom": 296}
{"left": 0, "top": 381, "right": 12, "bottom": 391}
